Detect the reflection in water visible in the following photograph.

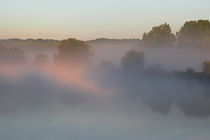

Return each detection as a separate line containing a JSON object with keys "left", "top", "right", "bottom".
{"left": 0, "top": 63, "right": 210, "bottom": 140}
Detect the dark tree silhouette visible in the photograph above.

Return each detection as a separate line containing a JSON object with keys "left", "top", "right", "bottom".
{"left": 177, "top": 20, "right": 210, "bottom": 48}
{"left": 142, "top": 23, "right": 175, "bottom": 48}
{"left": 185, "top": 67, "right": 195, "bottom": 75}
{"left": 0, "top": 47, "right": 25, "bottom": 64}
{"left": 34, "top": 54, "right": 48, "bottom": 65}
{"left": 202, "top": 60, "right": 210, "bottom": 75}
{"left": 55, "top": 38, "right": 90, "bottom": 64}
{"left": 0, "top": 43, "right": 7, "bottom": 52}
{"left": 8, "top": 48, "right": 25, "bottom": 64}
{"left": 121, "top": 49, "right": 145, "bottom": 72}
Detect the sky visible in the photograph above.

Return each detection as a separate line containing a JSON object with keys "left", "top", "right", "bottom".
{"left": 0, "top": 0, "right": 210, "bottom": 40}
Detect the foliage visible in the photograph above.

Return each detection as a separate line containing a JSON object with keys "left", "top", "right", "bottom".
{"left": 55, "top": 38, "right": 90, "bottom": 64}
{"left": 142, "top": 23, "right": 175, "bottom": 48}
{"left": 0, "top": 39, "right": 58, "bottom": 50}
{"left": 147, "top": 64, "right": 163, "bottom": 74}
{"left": 34, "top": 54, "right": 48, "bottom": 65}
{"left": 121, "top": 49, "right": 145, "bottom": 72}
{"left": 177, "top": 20, "right": 210, "bottom": 48}
{"left": 185, "top": 67, "right": 195, "bottom": 75}
{"left": 0, "top": 44, "right": 7, "bottom": 52}
{"left": 0, "top": 47, "right": 25, "bottom": 64}
{"left": 202, "top": 60, "right": 210, "bottom": 75}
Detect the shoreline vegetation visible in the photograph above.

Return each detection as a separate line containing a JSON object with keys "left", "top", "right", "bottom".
{"left": 0, "top": 19, "right": 210, "bottom": 80}
{"left": 0, "top": 20, "right": 210, "bottom": 118}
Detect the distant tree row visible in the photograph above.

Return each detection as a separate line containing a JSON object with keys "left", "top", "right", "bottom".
{"left": 0, "top": 44, "right": 25, "bottom": 64}
{"left": 55, "top": 37, "right": 210, "bottom": 75}
{"left": 121, "top": 49, "right": 210, "bottom": 75}
{"left": 142, "top": 20, "right": 210, "bottom": 48}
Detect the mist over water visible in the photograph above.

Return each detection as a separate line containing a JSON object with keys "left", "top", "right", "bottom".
{"left": 0, "top": 39, "right": 210, "bottom": 140}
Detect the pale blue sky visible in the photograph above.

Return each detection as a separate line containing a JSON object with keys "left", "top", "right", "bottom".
{"left": 0, "top": 0, "right": 210, "bottom": 40}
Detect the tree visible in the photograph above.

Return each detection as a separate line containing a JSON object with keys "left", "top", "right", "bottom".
{"left": 142, "top": 23, "right": 176, "bottom": 48}
{"left": 0, "top": 47, "right": 25, "bottom": 64}
{"left": 147, "top": 64, "right": 162, "bottom": 74}
{"left": 0, "top": 43, "right": 7, "bottom": 52}
{"left": 34, "top": 54, "right": 48, "bottom": 65}
{"left": 121, "top": 49, "right": 145, "bottom": 72}
{"left": 177, "top": 20, "right": 210, "bottom": 48}
{"left": 8, "top": 48, "right": 25, "bottom": 64}
{"left": 185, "top": 67, "right": 195, "bottom": 75}
{"left": 0, "top": 44, "right": 8, "bottom": 64}
{"left": 55, "top": 38, "right": 90, "bottom": 64}
{"left": 202, "top": 60, "right": 210, "bottom": 75}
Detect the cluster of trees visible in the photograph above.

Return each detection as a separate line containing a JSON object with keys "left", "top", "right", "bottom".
{"left": 55, "top": 38, "right": 91, "bottom": 65}
{"left": 121, "top": 49, "right": 210, "bottom": 76}
{"left": 202, "top": 60, "right": 210, "bottom": 75}
{"left": 88, "top": 38, "right": 141, "bottom": 45}
{"left": 54, "top": 37, "right": 210, "bottom": 76}
{"left": 34, "top": 54, "right": 48, "bottom": 65}
{"left": 0, "top": 43, "right": 51, "bottom": 66}
{"left": 0, "top": 20, "right": 209, "bottom": 70}
{"left": 121, "top": 50, "right": 145, "bottom": 72}
{"left": 142, "top": 23, "right": 175, "bottom": 48}
{"left": 0, "top": 39, "right": 58, "bottom": 50}
{"left": 143, "top": 20, "right": 210, "bottom": 48}
{"left": 0, "top": 44, "right": 25, "bottom": 64}
{"left": 121, "top": 49, "right": 163, "bottom": 74}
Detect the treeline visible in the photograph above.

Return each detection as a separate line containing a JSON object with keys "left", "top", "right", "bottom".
{"left": 1, "top": 19, "right": 209, "bottom": 49}
{"left": 0, "top": 44, "right": 25, "bottom": 64}
{"left": 88, "top": 38, "right": 141, "bottom": 45}
{"left": 0, "top": 19, "right": 209, "bottom": 69}
{"left": 142, "top": 20, "right": 210, "bottom": 49}
{"left": 121, "top": 49, "right": 210, "bottom": 78}
{"left": 1, "top": 37, "right": 210, "bottom": 85}
{"left": 0, "top": 39, "right": 58, "bottom": 50}
{"left": 54, "top": 38, "right": 210, "bottom": 77}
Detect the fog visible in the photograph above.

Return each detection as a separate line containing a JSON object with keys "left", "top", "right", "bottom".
{"left": 91, "top": 45, "right": 210, "bottom": 72}
{"left": 1, "top": 39, "right": 210, "bottom": 140}
{"left": 142, "top": 47, "right": 210, "bottom": 72}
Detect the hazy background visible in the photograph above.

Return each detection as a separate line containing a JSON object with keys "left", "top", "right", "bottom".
{"left": 1, "top": 0, "right": 210, "bottom": 40}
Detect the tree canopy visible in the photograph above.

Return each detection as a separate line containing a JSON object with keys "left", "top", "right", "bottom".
{"left": 202, "top": 60, "right": 210, "bottom": 75}
{"left": 121, "top": 49, "right": 145, "bottom": 72}
{"left": 34, "top": 54, "right": 48, "bottom": 65}
{"left": 55, "top": 38, "right": 90, "bottom": 64}
{"left": 142, "top": 23, "right": 175, "bottom": 48}
{"left": 177, "top": 20, "right": 210, "bottom": 48}
{"left": 0, "top": 47, "right": 25, "bottom": 64}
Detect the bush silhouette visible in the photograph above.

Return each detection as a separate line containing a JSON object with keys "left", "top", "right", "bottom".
{"left": 121, "top": 49, "right": 145, "bottom": 72}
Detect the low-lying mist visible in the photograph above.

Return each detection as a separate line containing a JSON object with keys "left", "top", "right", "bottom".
{"left": 0, "top": 38, "right": 210, "bottom": 140}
